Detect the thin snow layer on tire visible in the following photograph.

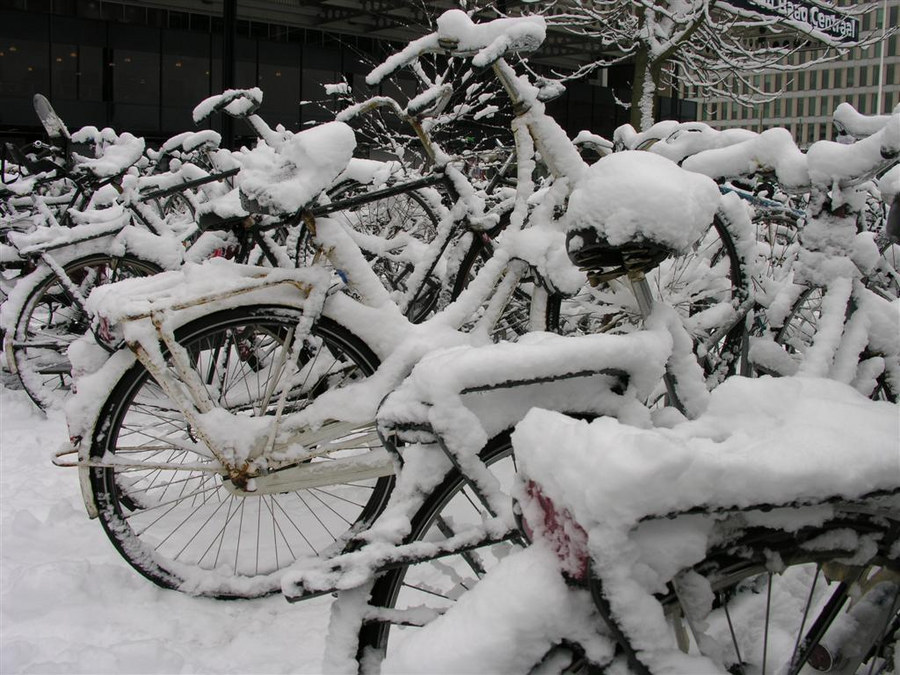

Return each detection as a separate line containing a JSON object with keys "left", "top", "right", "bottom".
{"left": 379, "top": 543, "right": 613, "bottom": 675}
{"left": 564, "top": 150, "right": 721, "bottom": 252}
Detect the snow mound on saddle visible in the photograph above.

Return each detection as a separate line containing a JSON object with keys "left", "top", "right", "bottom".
{"left": 239, "top": 121, "right": 355, "bottom": 214}
{"left": 564, "top": 151, "right": 720, "bottom": 253}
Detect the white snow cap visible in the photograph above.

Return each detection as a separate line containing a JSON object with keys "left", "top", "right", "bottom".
{"left": 239, "top": 121, "right": 356, "bottom": 214}
{"left": 513, "top": 376, "right": 900, "bottom": 531}
{"left": 436, "top": 9, "right": 546, "bottom": 67}
{"left": 564, "top": 151, "right": 721, "bottom": 252}
{"left": 192, "top": 87, "right": 263, "bottom": 124}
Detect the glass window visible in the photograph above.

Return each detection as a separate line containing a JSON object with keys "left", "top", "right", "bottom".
{"left": 112, "top": 49, "right": 159, "bottom": 104}
{"left": 79, "top": 45, "right": 103, "bottom": 101}
{"left": 302, "top": 45, "right": 341, "bottom": 124}
{"left": 161, "top": 31, "right": 210, "bottom": 106}
{"left": 859, "top": 65, "right": 868, "bottom": 87}
{"left": 258, "top": 41, "right": 301, "bottom": 128}
{"left": 809, "top": 70, "right": 818, "bottom": 88}
{"left": 820, "top": 69, "right": 830, "bottom": 89}
{"left": 833, "top": 68, "right": 843, "bottom": 88}
{"left": 259, "top": 63, "right": 300, "bottom": 128}
{"left": 162, "top": 54, "right": 209, "bottom": 105}
{"left": 51, "top": 42, "right": 78, "bottom": 100}
{"left": 798, "top": 71, "right": 806, "bottom": 89}
{"left": 0, "top": 38, "right": 49, "bottom": 98}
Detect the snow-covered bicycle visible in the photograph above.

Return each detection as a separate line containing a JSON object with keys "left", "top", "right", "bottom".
{"left": 55, "top": 8, "right": 756, "bottom": 601}
{"left": 273, "top": 12, "right": 899, "bottom": 674}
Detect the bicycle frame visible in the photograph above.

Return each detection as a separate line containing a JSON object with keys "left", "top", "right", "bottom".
{"left": 57, "top": 22, "right": 714, "bottom": 557}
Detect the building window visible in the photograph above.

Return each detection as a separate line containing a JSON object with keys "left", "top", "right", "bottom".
{"left": 859, "top": 65, "right": 868, "bottom": 87}
{"left": 846, "top": 67, "right": 855, "bottom": 87}
{"left": 833, "top": 68, "right": 843, "bottom": 88}
{"left": 51, "top": 43, "right": 79, "bottom": 100}
{"left": 112, "top": 49, "right": 160, "bottom": 104}
{"left": 820, "top": 69, "right": 830, "bottom": 89}
{"left": 0, "top": 38, "right": 49, "bottom": 98}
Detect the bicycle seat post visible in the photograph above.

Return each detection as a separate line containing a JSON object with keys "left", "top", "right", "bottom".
{"left": 629, "top": 268, "right": 686, "bottom": 414}
{"left": 627, "top": 269, "right": 654, "bottom": 320}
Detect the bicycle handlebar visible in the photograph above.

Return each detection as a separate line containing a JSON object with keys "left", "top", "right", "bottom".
{"left": 366, "top": 10, "right": 546, "bottom": 85}
{"left": 192, "top": 88, "right": 263, "bottom": 125}
{"left": 833, "top": 102, "right": 900, "bottom": 141}
{"left": 4, "top": 142, "right": 65, "bottom": 178}
{"left": 682, "top": 111, "right": 899, "bottom": 193}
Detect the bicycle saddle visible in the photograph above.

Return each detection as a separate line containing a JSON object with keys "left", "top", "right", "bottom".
{"left": 566, "top": 227, "right": 671, "bottom": 282}
{"left": 564, "top": 151, "right": 720, "bottom": 282}
{"left": 238, "top": 121, "right": 356, "bottom": 216}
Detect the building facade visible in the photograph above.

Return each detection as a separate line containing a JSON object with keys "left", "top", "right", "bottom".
{"left": 3, "top": 0, "right": 882, "bottom": 149}
{"left": 690, "top": 0, "right": 899, "bottom": 146}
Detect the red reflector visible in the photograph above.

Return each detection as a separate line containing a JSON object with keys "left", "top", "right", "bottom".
{"left": 522, "top": 480, "right": 589, "bottom": 581}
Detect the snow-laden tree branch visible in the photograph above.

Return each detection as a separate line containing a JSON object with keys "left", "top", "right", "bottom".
{"left": 539, "top": 0, "right": 890, "bottom": 130}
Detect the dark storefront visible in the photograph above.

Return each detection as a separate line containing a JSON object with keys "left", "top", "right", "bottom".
{"left": 0, "top": 1, "right": 695, "bottom": 148}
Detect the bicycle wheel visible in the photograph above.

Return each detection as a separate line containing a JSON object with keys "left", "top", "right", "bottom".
{"left": 775, "top": 285, "right": 898, "bottom": 403}
{"left": 8, "top": 253, "right": 161, "bottom": 410}
{"left": 553, "top": 215, "right": 747, "bottom": 383}
{"left": 355, "top": 433, "right": 521, "bottom": 670}
{"left": 314, "top": 182, "right": 442, "bottom": 323}
{"left": 451, "top": 233, "right": 555, "bottom": 342}
{"left": 89, "top": 307, "right": 393, "bottom": 598}
{"left": 595, "top": 502, "right": 900, "bottom": 674}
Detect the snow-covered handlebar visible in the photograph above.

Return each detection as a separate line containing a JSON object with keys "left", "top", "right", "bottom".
{"left": 682, "top": 110, "right": 899, "bottom": 193}
{"left": 191, "top": 88, "right": 263, "bottom": 124}
{"left": 833, "top": 102, "right": 900, "bottom": 141}
{"left": 366, "top": 9, "right": 546, "bottom": 85}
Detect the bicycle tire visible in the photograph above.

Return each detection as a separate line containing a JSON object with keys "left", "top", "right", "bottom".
{"left": 355, "top": 433, "right": 521, "bottom": 671}
{"left": 8, "top": 253, "right": 161, "bottom": 410}
{"left": 774, "top": 285, "right": 897, "bottom": 403}
{"left": 550, "top": 215, "right": 747, "bottom": 383}
{"left": 451, "top": 233, "right": 557, "bottom": 341}
{"left": 88, "top": 307, "right": 394, "bottom": 598}
{"left": 306, "top": 181, "right": 443, "bottom": 323}
{"left": 593, "top": 501, "right": 899, "bottom": 674}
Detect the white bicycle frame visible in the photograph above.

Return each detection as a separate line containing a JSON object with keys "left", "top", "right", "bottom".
{"left": 58, "top": 43, "right": 706, "bottom": 520}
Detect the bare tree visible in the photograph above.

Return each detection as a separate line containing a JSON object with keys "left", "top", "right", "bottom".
{"left": 541, "top": 0, "right": 887, "bottom": 131}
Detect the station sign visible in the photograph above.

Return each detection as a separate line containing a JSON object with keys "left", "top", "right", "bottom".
{"left": 721, "top": 0, "right": 860, "bottom": 43}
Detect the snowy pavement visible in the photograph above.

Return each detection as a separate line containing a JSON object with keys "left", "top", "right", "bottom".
{"left": 0, "top": 385, "right": 330, "bottom": 674}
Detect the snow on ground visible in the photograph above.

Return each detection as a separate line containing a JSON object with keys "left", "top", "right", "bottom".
{"left": 0, "top": 385, "right": 329, "bottom": 674}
